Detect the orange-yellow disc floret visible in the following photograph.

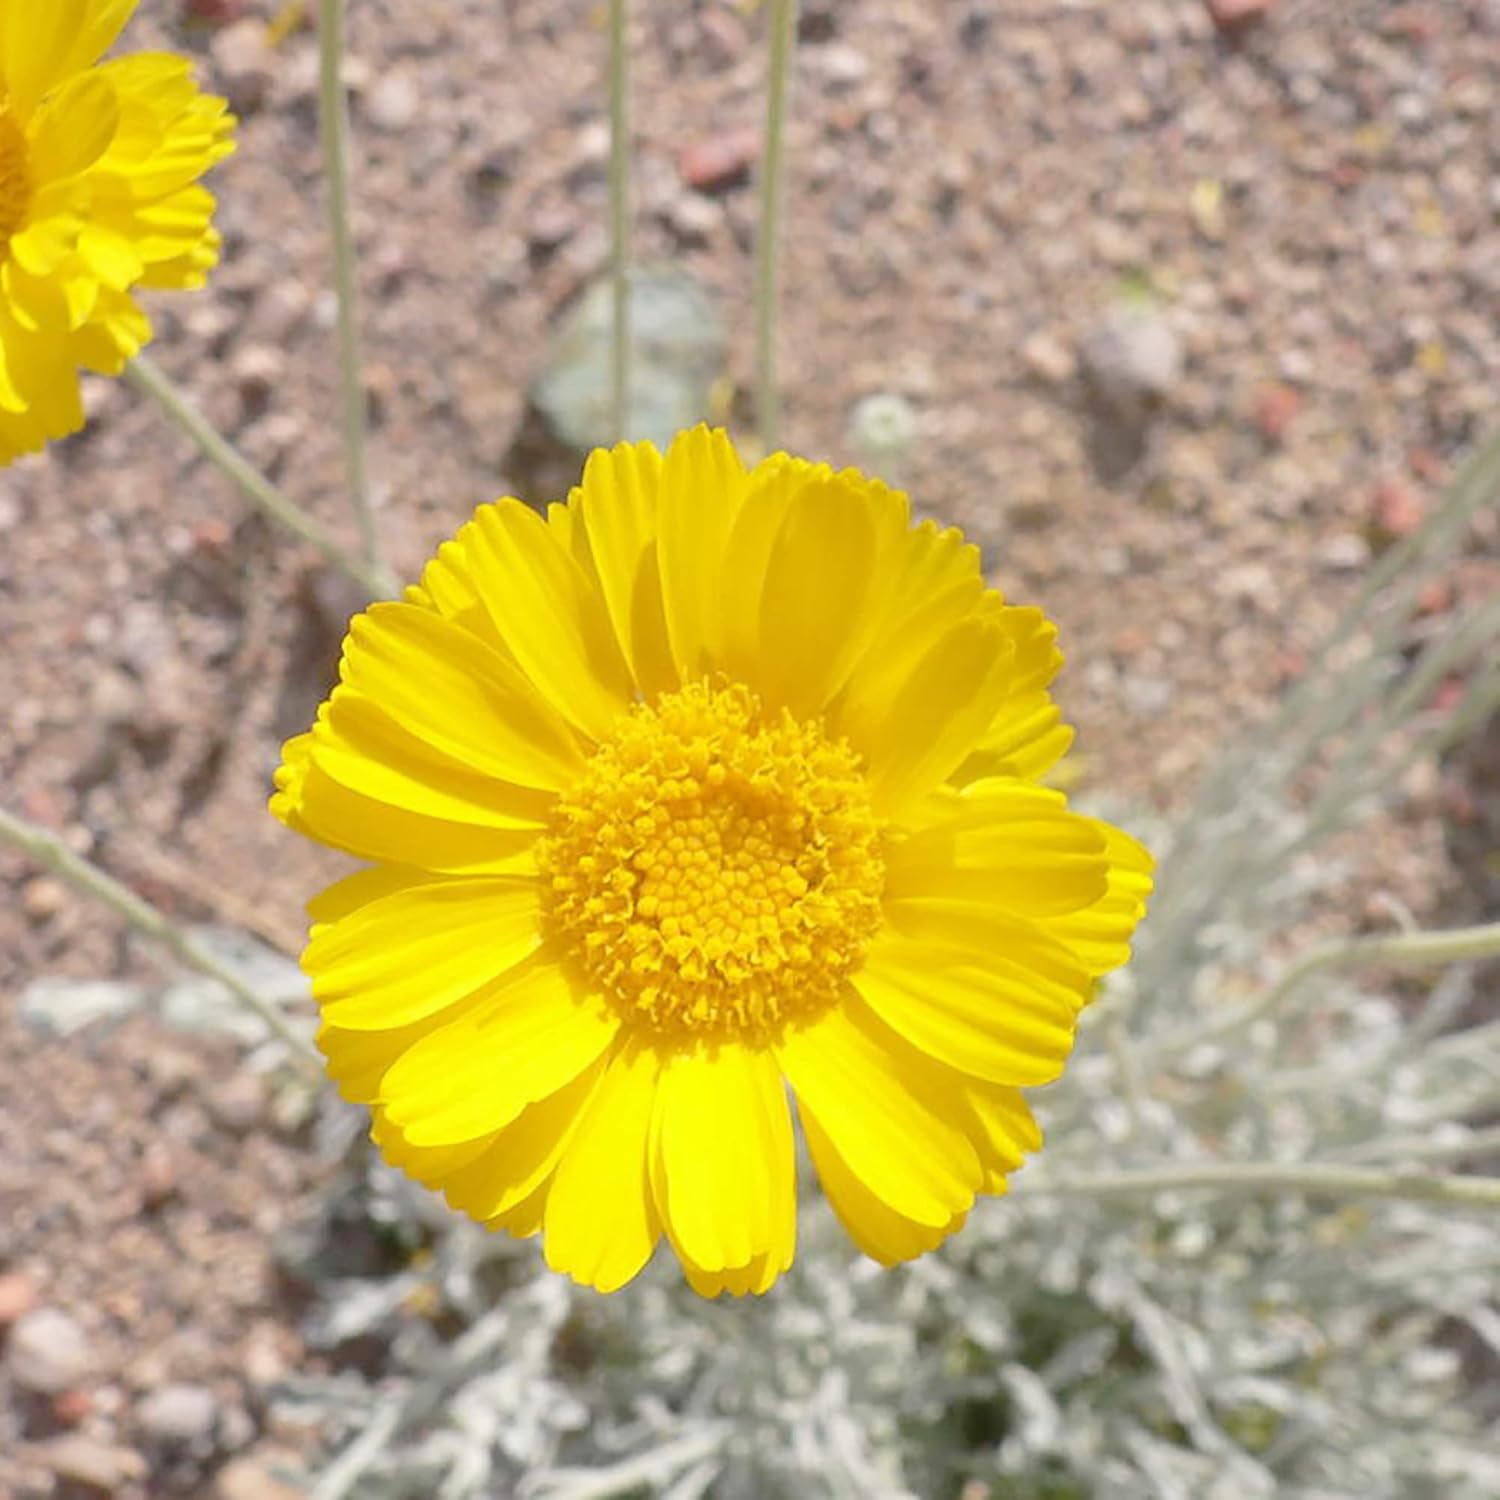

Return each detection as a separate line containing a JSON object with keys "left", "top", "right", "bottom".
{"left": 538, "top": 682, "right": 886, "bottom": 1042}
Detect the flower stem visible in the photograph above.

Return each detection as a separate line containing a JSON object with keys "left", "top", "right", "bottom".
{"left": 1025, "top": 1160, "right": 1500, "bottom": 1210}
{"left": 0, "top": 803, "right": 322, "bottom": 1075}
{"left": 1335, "top": 1123, "right": 1500, "bottom": 1166}
{"left": 607, "top": 0, "right": 631, "bottom": 443}
{"left": 125, "top": 356, "right": 396, "bottom": 598}
{"left": 1165, "top": 918, "right": 1500, "bottom": 1057}
{"left": 317, "top": 0, "right": 385, "bottom": 578}
{"left": 755, "top": 0, "right": 799, "bottom": 454}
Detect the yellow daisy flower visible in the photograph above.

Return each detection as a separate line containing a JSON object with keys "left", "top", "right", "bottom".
{"left": 0, "top": 0, "right": 235, "bottom": 464}
{"left": 273, "top": 428, "right": 1152, "bottom": 1296}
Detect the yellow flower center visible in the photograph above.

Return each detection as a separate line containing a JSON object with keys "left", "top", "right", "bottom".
{"left": 0, "top": 104, "right": 29, "bottom": 243}
{"left": 538, "top": 681, "right": 885, "bottom": 1043}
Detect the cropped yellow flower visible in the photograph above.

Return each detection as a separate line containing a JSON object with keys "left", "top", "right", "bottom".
{"left": 0, "top": 0, "right": 234, "bottom": 464}
{"left": 273, "top": 429, "right": 1152, "bottom": 1295}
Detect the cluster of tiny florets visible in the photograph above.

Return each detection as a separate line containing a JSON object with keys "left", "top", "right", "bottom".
{"left": 538, "top": 681, "right": 885, "bottom": 1041}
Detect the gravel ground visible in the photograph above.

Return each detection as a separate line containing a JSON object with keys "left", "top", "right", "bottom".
{"left": 1, "top": 1, "right": 1496, "bottom": 1494}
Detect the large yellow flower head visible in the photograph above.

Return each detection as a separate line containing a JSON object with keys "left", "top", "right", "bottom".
{"left": 0, "top": 0, "right": 234, "bottom": 465}
{"left": 273, "top": 429, "right": 1152, "bottom": 1295}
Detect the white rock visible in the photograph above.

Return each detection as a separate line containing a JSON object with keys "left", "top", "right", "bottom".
{"left": 8, "top": 1307, "right": 92, "bottom": 1394}
{"left": 137, "top": 1382, "right": 220, "bottom": 1446}
{"left": 365, "top": 72, "right": 420, "bottom": 133}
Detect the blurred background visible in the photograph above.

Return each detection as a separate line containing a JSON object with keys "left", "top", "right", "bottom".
{"left": 1, "top": 2, "right": 1497, "bottom": 1497}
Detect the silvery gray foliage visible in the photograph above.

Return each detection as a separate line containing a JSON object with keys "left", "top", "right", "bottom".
{"left": 280, "top": 436, "right": 1500, "bottom": 1499}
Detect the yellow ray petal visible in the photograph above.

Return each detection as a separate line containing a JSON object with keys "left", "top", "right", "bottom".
{"left": 318, "top": 1011, "right": 455, "bottom": 1106}
{"left": 802, "top": 1107, "right": 969, "bottom": 1268}
{"left": 855, "top": 936, "right": 1078, "bottom": 1087}
{"left": 652, "top": 1042, "right": 794, "bottom": 1276}
{"left": 656, "top": 425, "right": 747, "bottom": 682}
{"left": 717, "top": 454, "right": 826, "bottom": 683}
{"left": 858, "top": 616, "right": 1018, "bottom": 815}
{"left": 572, "top": 439, "right": 678, "bottom": 700}
{"left": 448, "top": 499, "right": 632, "bottom": 741}
{"left": 25, "top": 70, "right": 120, "bottom": 183}
{"left": 1041, "top": 821, "right": 1154, "bottom": 976}
{"left": 439, "top": 1056, "right": 608, "bottom": 1223}
{"left": 271, "top": 732, "right": 542, "bottom": 875}
{"left": 681, "top": 1247, "right": 785, "bottom": 1298}
{"left": 0, "top": 0, "right": 136, "bottom": 117}
{"left": 952, "top": 692, "right": 1074, "bottom": 785}
{"left": 888, "top": 779, "right": 1109, "bottom": 916}
{"left": 776, "top": 994, "right": 980, "bottom": 1226}
{"left": 92, "top": 53, "right": 234, "bottom": 201}
{"left": 338, "top": 603, "right": 586, "bottom": 791}
{"left": 831, "top": 515, "right": 986, "bottom": 742}
{"left": 751, "top": 474, "right": 889, "bottom": 718}
{"left": 881, "top": 894, "right": 1096, "bottom": 1010}
{"left": 544, "top": 1043, "right": 661, "bottom": 1292}
{"left": 303, "top": 875, "right": 544, "bottom": 1030}
{"left": 369, "top": 1111, "right": 494, "bottom": 1188}
{"left": 380, "top": 962, "right": 619, "bottom": 1147}
{"left": 307, "top": 865, "right": 438, "bottom": 931}
{"left": 314, "top": 693, "right": 557, "bottom": 831}
{"left": 960, "top": 1080, "right": 1042, "bottom": 1192}
{"left": 490, "top": 1175, "right": 550, "bottom": 1239}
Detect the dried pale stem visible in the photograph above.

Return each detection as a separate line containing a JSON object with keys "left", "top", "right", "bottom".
{"left": 1271, "top": 427, "right": 1500, "bottom": 770}
{"left": 312, "top": 1308, "right": 513, "bottom": 1500}
{"left": 523, "top": 1430, "right": 729, "bottom": 1500}
{"left": 754, "top": 0, "right": 799, "bottom": 454}
{"left": 317, "top": 0, "right": 385, "bottom": 578}
{"left": 1290, "top": 603, "right": 1500, "bottom": 850}
{"left": 1284, "top": 657, "right": 1500, "bottom": 867}
{"left": 125, "top": 357, "right": 395, "bottom": 598}
{"left": 1104, "top": 1019, "right": 1150, "bottom": 1140}
{"left": 607, "top": 0, "right": 631, "bottom": 442}
{"left": 1165, "top": 919, "right": 1500, "bottom": 1058}
{"left": 0, "top": 803, "right": 322, "bottom": 1075}
{"left": 1335, "top": 1124, "right": 1500, "bottom": 1166}
{"left": 1026, "top": 1160, "right": 1500, "bottom": 1210}
{"left": 1141, "top": 429, "right": 1500, "bottom": 989}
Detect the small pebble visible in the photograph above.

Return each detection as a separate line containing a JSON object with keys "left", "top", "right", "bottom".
{"left": 140, "top": 1142, "right": 180, "bottom": 1210}
{"left": 1021, "top": 330, "right": 1077, "bottom": 385}
{"left": 0, "top": 1270, "right": 41, "bottom": 1326}
{"left": 1369, "top": 479, "right": 1425, "bottom": 545}
{"left": 217, "top": 1454, "right": 306, "bottom": 1500}
{"left": 20, "top": 875, "right": 66, "bottom": 923}
{"left": 1081, "top": 307, "right": 1183, "bottom": 416}
{"left": 8, "top": 1306, "right": 92, "bottom": 1395}
{"left": 1205, "top": 0, "right": 1276, "bottom": 30}
{"left": 29, "top": 1434, "right": 146, "bottom": 1495}
{"left": 677, "top": 128, "right": 760, "bottom": 193}
{"left": 209, "top": 19, "right": 277, "bottom": 114}
{"left": 210, "top": 1073, "right": 270, "bottom": 1136}
{"left": 136, "top": 1381, "right": 220, "bottom": 1446}
{"left": 365, "top": 71, "right": 420, "bottom": 133}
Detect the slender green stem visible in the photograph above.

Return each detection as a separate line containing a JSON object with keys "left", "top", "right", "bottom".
{"left": 125, "top": 357, "right": 396, "bottom": 598}
{"left": 1163, "top": 918, "right": 1500, "bottom": 1058}
{"left": 607, "top": 0, "right": 631, "bottom": 442}
{"left": 0, "top": 803, "right": 323, "bottom": 1075}
{"left": 1024, "top": 1160, "right": 1500, "bottom": 1210}
{"left": 317, "top": 0, "right": 384, "bottom": 577}
{"left": 755, "top": 0, "right": 799, "bottom": 454}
